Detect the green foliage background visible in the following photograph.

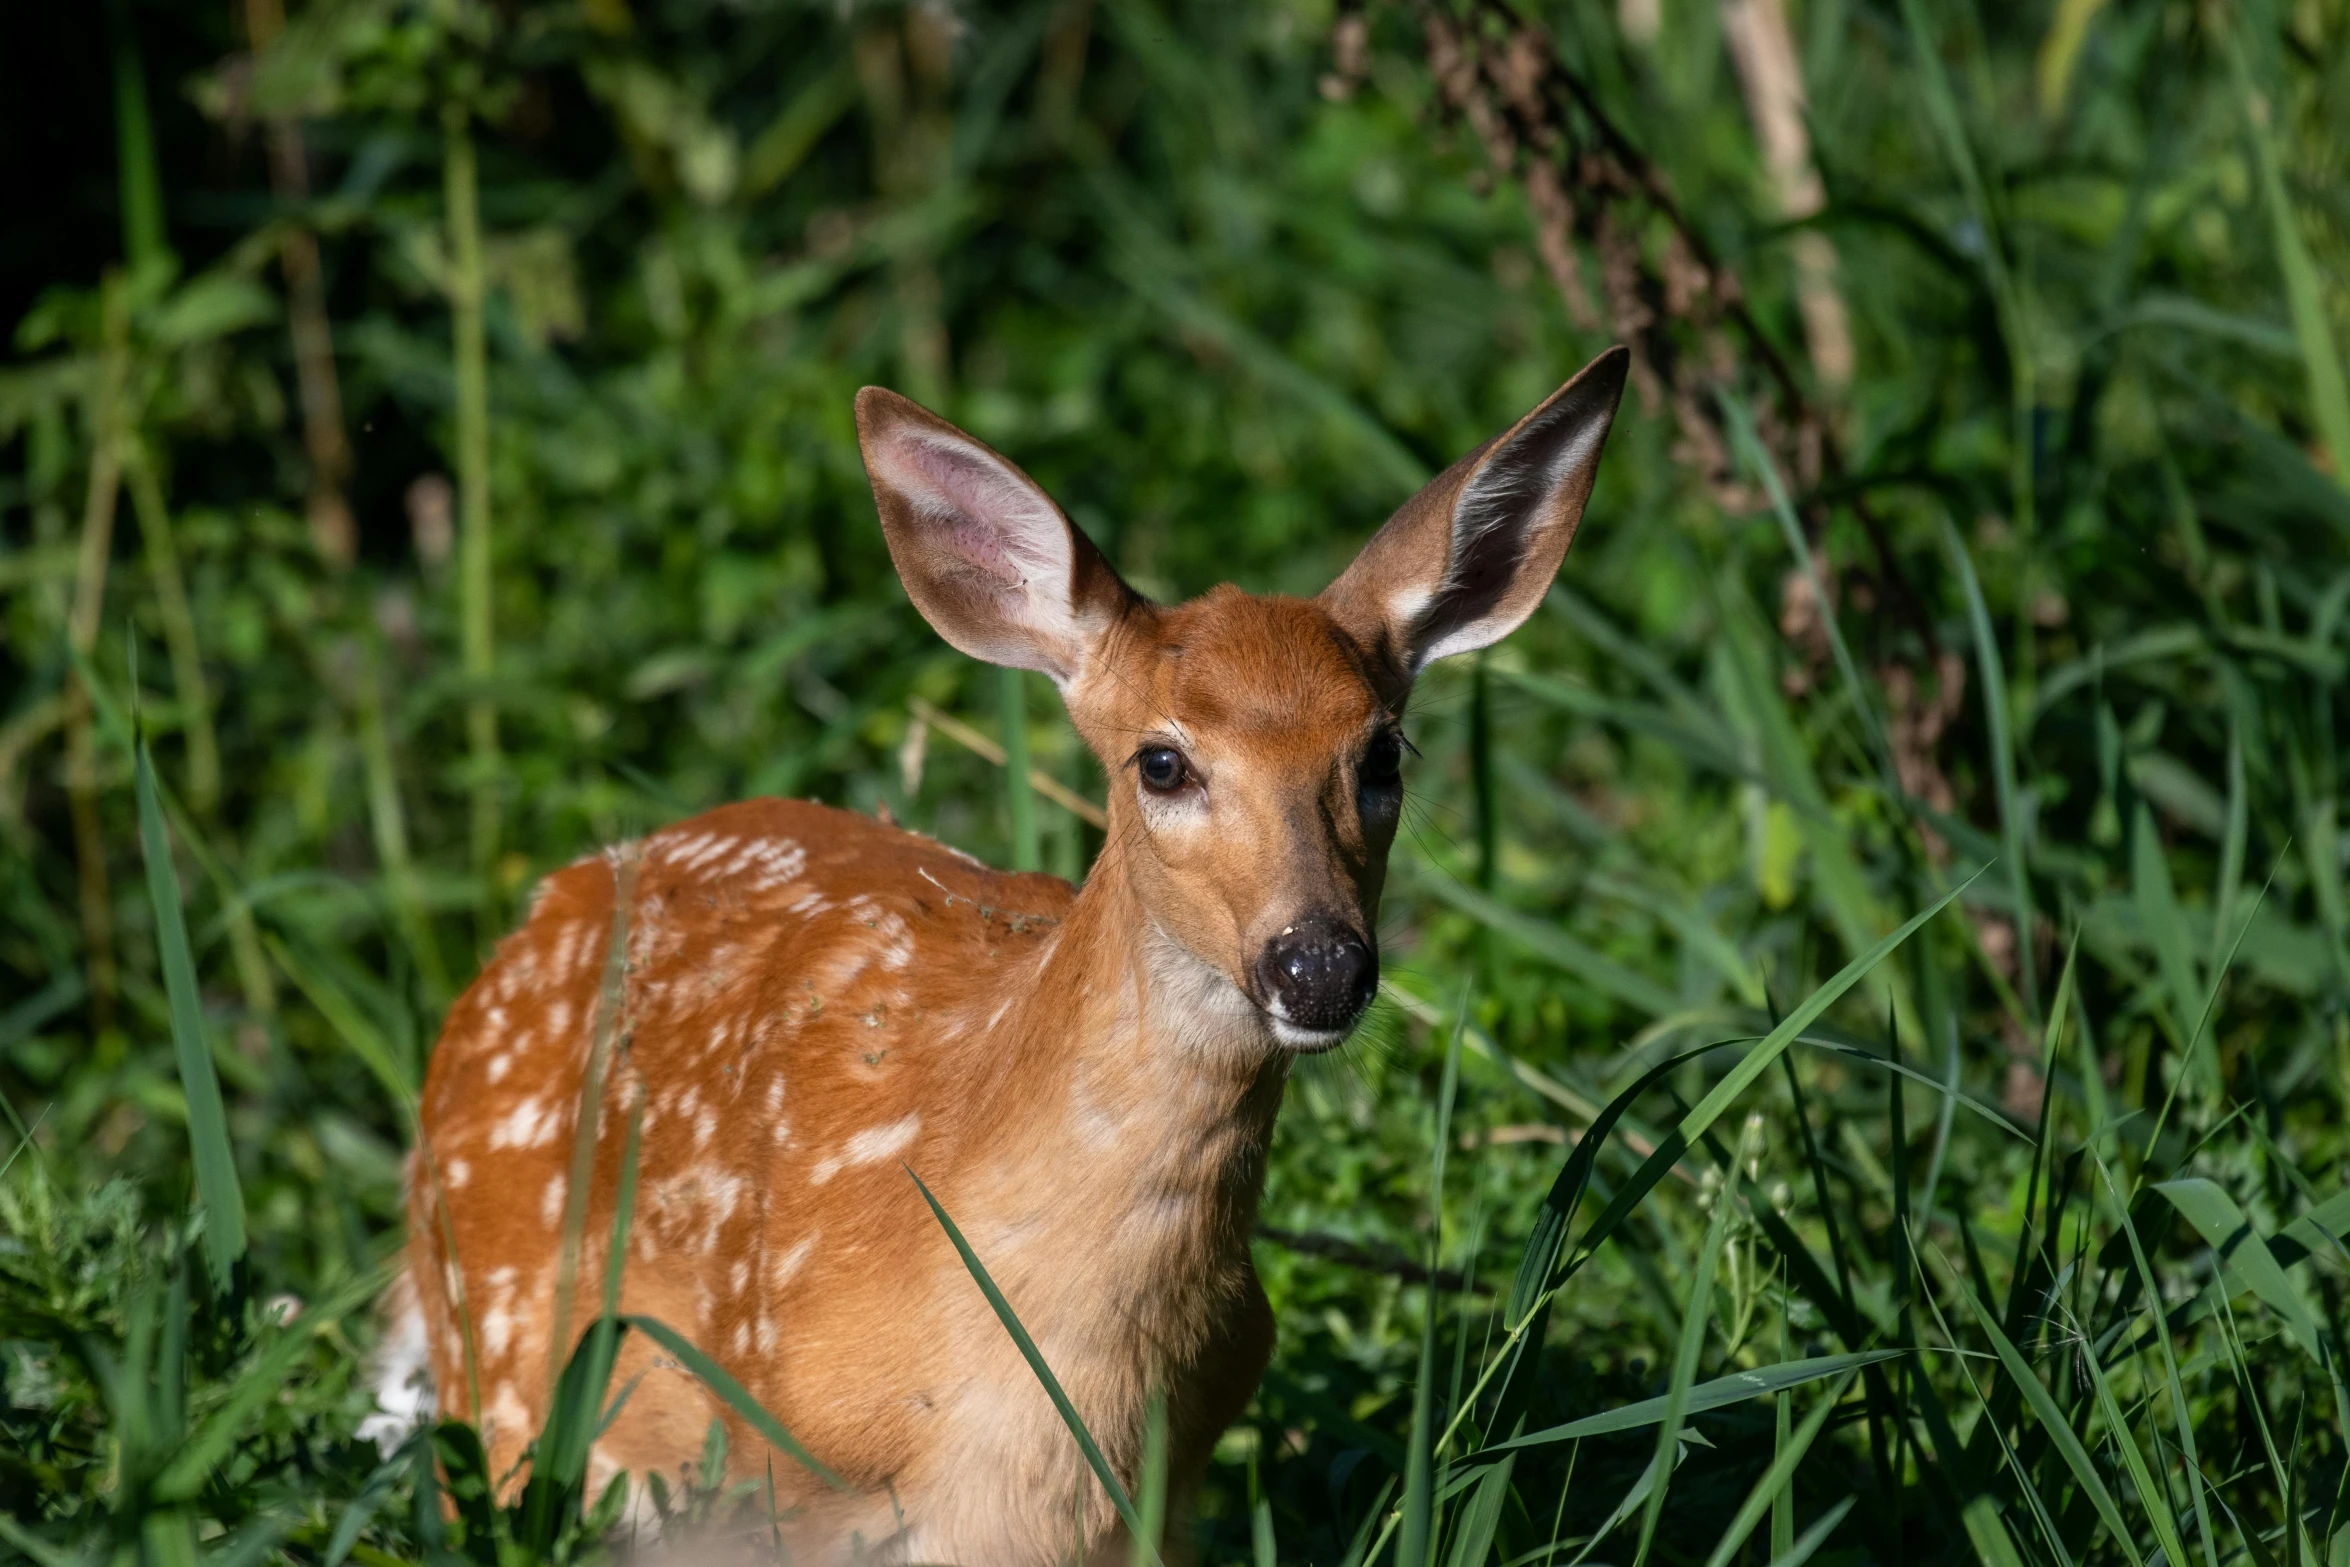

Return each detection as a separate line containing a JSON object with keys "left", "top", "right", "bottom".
{"left": 5, "top": 0, "right": 2350, "bottom": 1563}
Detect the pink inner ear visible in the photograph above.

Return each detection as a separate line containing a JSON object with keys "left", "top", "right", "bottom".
{"left": 899, "top": 436, "right": 1066, "bottom": 594}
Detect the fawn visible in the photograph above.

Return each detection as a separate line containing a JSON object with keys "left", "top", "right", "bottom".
{"left": 384, "top": 346, "right": 1628, "bottom": 1562}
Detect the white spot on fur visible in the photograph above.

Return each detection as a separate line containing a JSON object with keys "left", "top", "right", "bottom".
{"left": 488, "top": 1094, "right": 563, "bottom": 1150}
{"left": 812, "top": 1114, "right": 921, "bottom": 1185}
{"left": 770, "top": 1236, "right": 817, "bottom": 1290}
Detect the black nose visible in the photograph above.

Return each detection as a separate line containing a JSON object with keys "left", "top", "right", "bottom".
{"left": 1255, "top": 915, "right": 1378, "bottom": 1037}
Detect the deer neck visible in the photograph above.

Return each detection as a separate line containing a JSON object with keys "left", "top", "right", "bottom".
{"left": 963, "top": 834, "right": 1289, "bottom": 1259}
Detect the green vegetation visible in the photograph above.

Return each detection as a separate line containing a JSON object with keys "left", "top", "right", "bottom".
{"left": 5, "top": 0, "right": 2350, "bottom": 1563}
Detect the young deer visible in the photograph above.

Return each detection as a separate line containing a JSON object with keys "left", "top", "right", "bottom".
{"left": 389, "top": 347, "right": 1628, "bottom": 1562}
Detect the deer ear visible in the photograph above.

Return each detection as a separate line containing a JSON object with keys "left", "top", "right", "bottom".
{"left": 856, "top": 388, "right": 1138, "bottom": 686}
{"left": 1319, "top": 347, "right": 1628, "bottom": 691}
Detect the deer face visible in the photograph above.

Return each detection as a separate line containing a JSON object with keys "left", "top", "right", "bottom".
{"left": 856, "top": 347, "right": 1629, "bottom": 1051}
{"left": 1068, "top": 588, "right": 1399, "bottom": 1047}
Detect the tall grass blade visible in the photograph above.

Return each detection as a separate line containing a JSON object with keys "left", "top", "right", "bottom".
{"left": 1951, "top": 1278, "right": 2145, "bottom": 1566}
{"left": 137, "top": 730, "right": 244, "bottom": 1291}
{"left": 1719, "top": 389, "right": 1895, "bottom": 796}
{"left": 2078, "top": 1318, "right": 2190, "bottom": 1567}
{"left": 1633, "top": 1172, "right": 1736, "bottom": 1567}
{"left": 1566, "top": 875, "right": 1978, "bottom": 1279}
{"left": 1961, "top": 1495, "right": 2031, "bottom": 1567}
{"left": 2225, "top": 29, "right": 2350, "bottom": 490}
{"left": 1765, "top": 1496, "right": 1855, "bottom": 1567}
{"left": 2133, "top": 802, "right": 2208, "bottom": 1077}
{"left": 1248, "top": 1451, "right": 1277, "bottom": 1567}
{"left": 1130, "top": 1387, "right": 1167, "bottom": 1567}
{"left": 1702, "top": 1369, "right": 1861, "bottom": 1567}
{"left": 1000, "top": 666, "right": 1040, "bottom": 871}
{"left": 619, "top": 1315, "right": 846, "bottom": 1489}
{"left": 1945, "top": 517, "right": 2038, "bottom": 1019}
{"left": 906, "top": 1168, "right": 1151, "bottom": 1553}
{"left": 1401, "top": 1011, "right": 1467, "bottom": 1567}
{"left": 1444, "top": 1450, "right": 1513, "bottom": 1567}
{"left": 1493, "top": 1352, "right": 1901, "bottom": 1453}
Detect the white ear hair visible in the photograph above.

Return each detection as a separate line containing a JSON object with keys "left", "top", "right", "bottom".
{"left": 1317, "top": 347, "right": 1629, "bottom": 689}
{"left": 856, "top": 388, "right": 1136, "bottom": 685}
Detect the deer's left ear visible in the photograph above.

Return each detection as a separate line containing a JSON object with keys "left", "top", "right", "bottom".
{"left": 1319, "top": 346, "right": 1628, "bottom": 693}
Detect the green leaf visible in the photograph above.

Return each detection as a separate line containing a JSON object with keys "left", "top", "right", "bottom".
{"left": 1946, "top": 517, "right": 2038, "bottom": 1019}
{"left": 1635, "top": 1178, "right": 1738, "bottom": 1567}
{"left": 1766, "top": 1496, "right": 1855, "bottom": 1567}
{"left": 1565, "top": 876, "right": 1978, "bottom": 1281}
{"left": 137, "top": 733, "right": 244, "bottom": 1292}
{"left": 1401, "top": 1013, "right": 1468, "bottom": 1567}
{"left": 619, "top": 1315, "right": 847, "bottom": 1489}
{"left": 1414, "top": 870, "right": 1680, "bottom": 1018}
{"left": 1492, "top": 1352, "right": 1902, "bottom": 1452}
{"left": 2154, "top": 1179, "right": 2328, "bottom": 1361}
{"left": 2226, "top": 28, "right": 2350, "bottom": 493}
{"left": 1702, "top": 1369, "right": 1864, "bottom": 1567}
{"left": 1951, "top": 1280, "right": 2144, "bottom": 1566}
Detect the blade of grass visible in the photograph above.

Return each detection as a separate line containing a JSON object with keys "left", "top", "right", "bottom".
{"left": 1565, "top": 875, "right": 1979, "bottom": 1282}
{"left": 1701, "top": 1368, "right": 1862, "bottom": 1567}
{"left": 619, "top": 1315, "right": 845, "bottom": 1489}
{"left": 1130, "top": 1387, "right": 1168, "bottom": 1567}
{"left": 1961, "top": 1494, "right": 2031, "bottom": 1567}
{"left": 137, "top": 728, "right": 244, "bottom": 1292}
{"left": 1000, "top": 667, "right": 1040, "bottom": 870}
{"left": 1949, "top": 1274, "right": 2145, "bottom": 1566}
{"left": 545, "top": 844, "right": 640, "bottom": 1395}
{"left": 2077, "top": 1320, "right": 2190, "bottom": 1567}
{"left": 1402, "top": 1009, "right": 1468, "bottom": 1567}
{"left": 1491, "top": 1353, "right": 1903, "bottom": 1455}
{"left": 906, "top": 1168, "right": 1152, "bottom": 1554}
{"left": 1633, "top": 1169, "right": 1739, "bottom": 1567}
{"left": 1248, "top": 1449, "right": 1277, "bottom": 1567}
{"left": 2152, "top": 1178, "right": 2326, "bottom": 1362}
{"left": 1764, "top": 1496, "right": 1855, "bottom": 1567}
{"left": 2225, "top": 27, "right": 2350, "bottom": 491}
{"left": 1443, "top": 1450, "right": 1514, "bottom": 1567}
{"left": 2209, "top": 722, "right": 2248, "bottom": 988}
{"left": 2095, "top": 1158, "right": 2221, "bottom": 1567}
{"left": 1944, "top": 515, "right": 2039, "bottom": 1020}
{"left": 1719, "top": 388, "right": 1897, "bottom": 798}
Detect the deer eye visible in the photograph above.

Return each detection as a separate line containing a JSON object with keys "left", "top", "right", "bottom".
{"left": 1360, "top": 729, "right": 1405, "bottom": 790}
{"left": 1136, "top": 746, "right": 1192, "bottom": 794}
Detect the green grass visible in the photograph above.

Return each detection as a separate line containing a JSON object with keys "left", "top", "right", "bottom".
{"left": 6, "top": 0, "right": 2350, "bottom": 1563}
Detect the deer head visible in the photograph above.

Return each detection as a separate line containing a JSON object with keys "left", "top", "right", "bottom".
{"left": 856, "top": 346, "right": 1629, "bottom": 1052}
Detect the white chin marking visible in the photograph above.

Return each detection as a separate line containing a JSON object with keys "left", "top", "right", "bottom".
{"left": 1269, "top": 1016, "right": 1352, "bottom": 1053}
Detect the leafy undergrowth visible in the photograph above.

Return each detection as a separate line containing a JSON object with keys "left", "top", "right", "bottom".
{"left": 7, "top": 0, "right": 2350, "bottom": 1564}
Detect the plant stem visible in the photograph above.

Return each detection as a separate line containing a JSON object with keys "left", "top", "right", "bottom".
{"left": 1000, "top": 666, "right": 1039, "bottom": 871}
{"left": 444, "top": 105, "right": 500, "bottom": 914}
{"left": 106, "top": 0, "right": 167, "bottom": 283}
{"left": 354, "top": 635, "right": 451, "bottom": 1002}
{"left": 65, "top": 275, "right": 133, "bottom": 1033}
{"left": 242, "top": 0, "right": 356, "bottom": 567}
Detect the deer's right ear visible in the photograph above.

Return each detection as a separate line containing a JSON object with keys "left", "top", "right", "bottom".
{"left": 856, "top": 388, "right": 1137, "bottom": 686}
{"left": 1319, "top": 347, "right": 1628, "bottom": 698}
